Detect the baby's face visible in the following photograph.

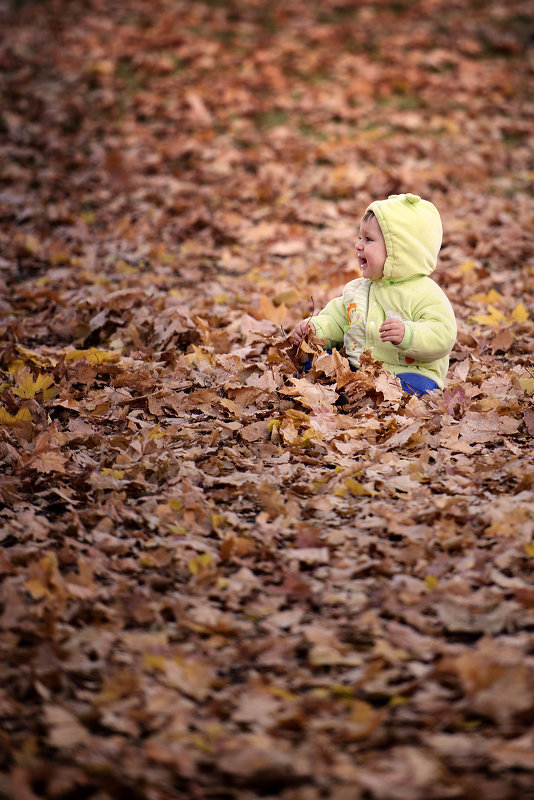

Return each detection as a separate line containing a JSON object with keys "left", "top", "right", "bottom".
{"left": 355, "top": 215, "right": 387, "bottom": 281}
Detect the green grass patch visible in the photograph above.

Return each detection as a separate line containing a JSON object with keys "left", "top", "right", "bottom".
{"left": 298, "top": 121, "right": 329, "bottom": 141}
{"left": 254, "top": 110, "right": 289, "bottom": 129}
{"left": 116, "top": 58, "right": 145, "bottom": 94}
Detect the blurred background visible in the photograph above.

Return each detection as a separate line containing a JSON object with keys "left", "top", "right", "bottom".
{"left": 1, "top": 0, "right": 532, "bottom": 347}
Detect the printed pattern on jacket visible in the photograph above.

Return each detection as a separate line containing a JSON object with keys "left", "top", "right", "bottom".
{"left": 342, "top": 278, "right": 371, "bottom": 367}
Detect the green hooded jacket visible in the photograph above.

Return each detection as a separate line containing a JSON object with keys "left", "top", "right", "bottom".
{"left": 310, "top": 193, "right": 457, "bottom": 389}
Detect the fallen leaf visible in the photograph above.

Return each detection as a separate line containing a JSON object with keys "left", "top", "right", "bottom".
{"left": 45, "top": 705, "right": 91, "bottom": 748}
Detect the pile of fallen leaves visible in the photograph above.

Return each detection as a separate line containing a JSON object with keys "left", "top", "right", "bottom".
{"left": 1, "top": 0, "right": 533, "bottom": 798}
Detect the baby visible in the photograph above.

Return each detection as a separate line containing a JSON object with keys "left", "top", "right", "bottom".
{"left": 291, "top": 193, "right": 457, "bottom": 395}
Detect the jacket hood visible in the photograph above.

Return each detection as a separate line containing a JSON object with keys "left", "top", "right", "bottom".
{"left": 366, "top": 193, "right": 442, "bottom": 283}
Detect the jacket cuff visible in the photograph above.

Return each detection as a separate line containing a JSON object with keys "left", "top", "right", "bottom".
{"left": 310, "top": 318, "right": 324, "bottom": 338}
{"left": 398, "top": 322, "right": 414, "bottom": 351}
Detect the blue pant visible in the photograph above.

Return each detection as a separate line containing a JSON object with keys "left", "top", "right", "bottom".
{"left": 397, "top": 372, "right": 437, "bottom": 396}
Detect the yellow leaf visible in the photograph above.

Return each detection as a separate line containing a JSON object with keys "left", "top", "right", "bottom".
{"left": 0, "top": 408, "right": 16, "bottom": 425}
{"left": 101, "top": 468, "right": 125, "bottom": 479}
{"left": 389, "top": 695, "right": 409, "bottom": 707}
{"left": 143, "top": 653, "right": 167, "bottom": 671}
{"left": 471, "top": 305, "right": 505, "bottom": 326}
{"left": 25, "top": 577, "right": 51, "bottom": 599}
{"left": 510, "top": 302, "right": 529, "bottom": 324}
{"left": 297, "top": 428, "right": 317, "bottom": 447}
{"left": 425, "top": 575, "right": 439, "bottom": 589}
{"left": 344, "top": 478, "right": 377, "bottom": 496}
{"left": 167, "top": 524, "right": 187, "bottom": 536}
{"left": 16, "top": 345, "right": 57, "bottom": 367}
{"left": 458, "top": 260, "right": 475, "bottom": 274}
{"left": 188, "top": 552, "right": 216, "bottom": 575}
{"left": 189, "top": 733, "right": 216, "bottom": 754}
{"left": 210, "top": 513, "right": 228, "bottom": 531}
{"left": 7, "top": 360, "right": 25, "bottom": 374}
{"left": 470, "top": 288, "right": 503, "bottom": 304}
{"left": 268, "top": 685, "right": 298, "bottom": 702}
{"left": 13, "top": 370, "right": 56, "bottom": 401}
{"left": 518, "top": 377, "right": 534, "bottom": 396}
{"left": 168, "top": 499, "right": 183, "bottom": 511}
{"left": 65, "top": 349, "right": 89, "bottom": 361}
{"left": 485, "top": 288, "right": 503, "bottom": 303}
{"left": 148, "top": 424, "right": 165, "bottom": 440}
{"left": 116, "top": 259, "right": 137, "bottom": 274}
{"left": 65, "top": 348, "right": 120, "bottom": 364}
{"left": 0, "top": 406, "right": 32, "bottom": 426}
{"left": 256, "top": 294, "right": 288, "bottom": 325}
{"left": 525, "top": 542, "right": 534, "bottom": 558}
{"left": 330, "top": 684, "right": 354, "bottom": 698}
{"left": 185, "top": 346, "right": 215, "bottom": 366}
{"left": 462, "top": 719, "right": 482, "bottom": 731}
{"left": 273, "top": 288, "right": 302, "bottom": 307}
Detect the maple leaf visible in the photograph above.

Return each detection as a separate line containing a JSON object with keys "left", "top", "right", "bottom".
{"left": 471, "top": 304, "right": 505, "bottom": 326}
{"left": 510, "top": 302, "right": 529, "bottom": 323}
{"left": 65, "top": 348, "right": 121, "bottom": 364}
{"left": 12, "top": 369, "right": 57, "bottom": 401}
{"left": 28, "top": 450, "right": 67, "bottom": 474}
{"left": 253, "top": 294, "right": 289, "bottom": 325}
{"left": 470, "top": 288, "right": 503, "bottom": 304}
{"left": 0, "top": 406, "right": 32, "bottom": 426}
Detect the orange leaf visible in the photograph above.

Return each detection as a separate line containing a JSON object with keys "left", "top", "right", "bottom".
{"left": 255, "top": 295, "right": 288, "bottom": 325}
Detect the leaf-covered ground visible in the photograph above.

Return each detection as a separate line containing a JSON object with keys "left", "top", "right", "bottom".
{"left": 1, "top": 1, "right": 534, "bottom": 798}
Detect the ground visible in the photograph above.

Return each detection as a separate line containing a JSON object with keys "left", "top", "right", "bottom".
{"left": 0, "top": 1, "right": 534, "bottom": 798}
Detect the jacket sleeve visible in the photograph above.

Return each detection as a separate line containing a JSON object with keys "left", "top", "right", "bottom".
{"left": 309, "top": 296, "right": 347, "bottom": 348}
{"left": 397, "top": 288, "right": 457, "bottom": 361}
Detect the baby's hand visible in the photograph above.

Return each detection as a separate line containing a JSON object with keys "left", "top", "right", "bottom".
{"left": 379, "top": 317, "right": 405, "bottom": 345}
{"left": 291, "top": 319, "right": 315, "bottom": 345}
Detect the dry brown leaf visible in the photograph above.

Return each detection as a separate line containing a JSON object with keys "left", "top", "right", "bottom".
{"left": 1, "top": 3, "right": 533, "bottom": 798}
